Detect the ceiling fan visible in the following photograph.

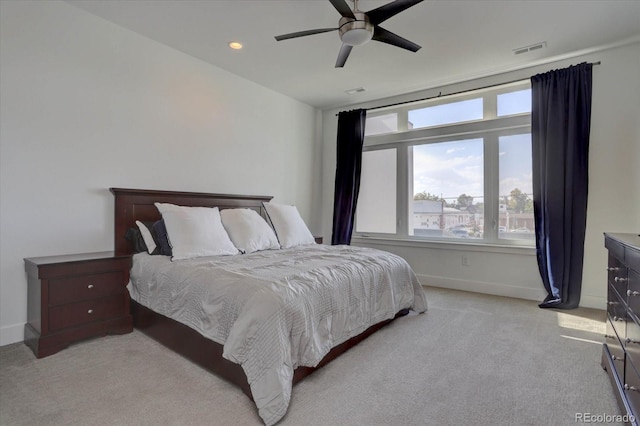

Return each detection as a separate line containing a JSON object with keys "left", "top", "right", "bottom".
{"left": 274, "top": 0, "right": 424, "bottom": 68}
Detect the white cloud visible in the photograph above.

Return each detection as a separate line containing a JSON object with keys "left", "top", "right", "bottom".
{"left": 446, "top": 147, "right": 465, "bottom": 154}
{"left": 413, "top": 151, "right": 484, "bottom": 199}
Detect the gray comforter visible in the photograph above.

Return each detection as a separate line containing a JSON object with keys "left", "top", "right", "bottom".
{"left": 128, "top": 244, "right": 427, "bottom": 425}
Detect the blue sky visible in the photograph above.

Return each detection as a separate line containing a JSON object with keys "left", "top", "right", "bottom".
{"left": 367, "top": 90, "right": 533, "bottom": 205}
{"left": 409, "top": 89, "right": 532, "bottom": 203}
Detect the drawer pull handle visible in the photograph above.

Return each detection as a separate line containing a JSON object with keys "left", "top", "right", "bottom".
{"left": 612, "top": 355, "right": 624, "bottom": 361}
{"left": 625, "top": 384, "right": 639, "bottom": 392}
{"left": 608, "top": 267, "right": 620, "bottom": 272}
{"left": 87, "top": 284, "right": 94, "bottom": 289}
{"left": 87, "top": 309, "right": 93, "bottom": 314}
{"left": 614, "top": 316, "right": 626, "bottom": 322}
{"left": 626, "top": 338, "right": 640, "bottom": 345}
{"left": 608, "top": 301, "right": 618, "bottom": 305}
{"left": 616, "top": 277, "right": 629, "bottom": 283}
{"left": 627, "top": 289, "right": 638, "bottom": 296}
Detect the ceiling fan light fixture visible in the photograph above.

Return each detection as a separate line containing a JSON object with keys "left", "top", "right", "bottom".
{"left": 338, "top": 12, "right": 373, "bottom": 46}
{"left": 341, "top": 28, "right": 373, "bottom": 46}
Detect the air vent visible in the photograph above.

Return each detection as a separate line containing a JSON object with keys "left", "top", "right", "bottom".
{"left": 345, "top": 87, "right": 366, "bottom": 95}
{"left": 513, "top": 42, "right": 546, "bottom": 55}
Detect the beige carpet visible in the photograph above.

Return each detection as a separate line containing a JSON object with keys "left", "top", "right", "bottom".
{"left": 0, "top": 287, "right": 621, "bottom": 426}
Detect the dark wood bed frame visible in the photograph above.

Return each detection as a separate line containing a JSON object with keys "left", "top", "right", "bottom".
{"left": 111, "top": 187, "right": 408, "bottom": 400}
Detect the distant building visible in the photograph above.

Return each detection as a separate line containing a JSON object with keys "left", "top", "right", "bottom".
{"left": 411, "top": 200, "right": 533, "bottom": 238}
{"left": 411, "top": 200, "right": 472, "bottom": 232}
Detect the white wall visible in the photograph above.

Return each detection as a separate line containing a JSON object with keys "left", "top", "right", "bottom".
{"left": 321, "top": 40, "right": 640, "bottom": 309}
{"left": 0, "top": 1, "right": 321, "bottom": 345}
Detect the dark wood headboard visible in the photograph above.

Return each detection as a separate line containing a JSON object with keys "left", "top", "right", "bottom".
{"left": 110, "top": 188, "right": 273, "bottom": 255}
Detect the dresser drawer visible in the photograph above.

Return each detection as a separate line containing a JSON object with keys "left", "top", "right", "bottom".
{"left": 627, "top": 245, "right": 640, "bottom": 274}
{"left": 626, "top": 318, "right": 640, "bottom": 370}
{"left": 625, "top": 356, "right": 640, "bottom": 415}
{"left": 606, "top": 320, "right": 626, "bottom": 384}
{"left": 606, "top": 237, "right": 626, "bottom": 262}
{"left": 49, "top": 271, "right": 124, "bottom": 306}
{"left": 608, "top": 286, "right": 628, "bottom": 341}
{"left": 608, "top": 284, "right": 626, "bottom": 316}
{"left": 48, "top": 295, "right": 125, "bottom": 332}
{"left": 627, "top": 269, "right": 640, "bottom": 320}
{"left": 609, "top": 254, "right": 629, "bottom": 299}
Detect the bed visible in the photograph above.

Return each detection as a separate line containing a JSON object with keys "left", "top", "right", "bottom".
{"left": 111, "top": 187, "right": 427, "bottom": 425}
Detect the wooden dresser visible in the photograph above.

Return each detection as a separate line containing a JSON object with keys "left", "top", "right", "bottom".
{"left": 24, "top": 251, "right": 133, "bottom": 358}
{"left": 602, "top": 233, "right": 640, "bottom": 424}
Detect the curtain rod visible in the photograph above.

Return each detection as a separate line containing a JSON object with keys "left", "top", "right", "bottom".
{"left": 336, "top": 61, "right": 601, "bottom": 116}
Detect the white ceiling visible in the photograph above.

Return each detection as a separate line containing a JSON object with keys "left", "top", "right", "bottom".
{"left": 67, "top": 0, "right": 640, "bottom": 109}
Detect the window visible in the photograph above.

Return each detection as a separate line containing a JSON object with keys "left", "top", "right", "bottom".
{"left": 355, "top": 81, "right": 533, "bottom": 246}
{"left": 364, "top": 113, "right": 398, "bottom": 136}
{"left": 410, "top": 138, "right": 484, "bottom": 238}
{"left": 498, "top": 133, "right": 534, "bottom": 242}
{"left": 356, "top": 149, "right": 397, "bottom": 233}
{"left": 409, "top": 98, "right": 483, "bottom": 128}
{"left": 497, "top": 89, "right": 531, "bottom": 116}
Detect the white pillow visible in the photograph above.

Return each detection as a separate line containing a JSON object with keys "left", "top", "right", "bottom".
{"left": 220, "top": 208, "right": 280, "bottom": 254}
{"left": 135, "top": 220, "right": 157, "bottom": 254}
{"left": 263, "top": 202, "right": 315, "bottom": 249}
{"left": 154, "top": 203, "right": 239, "bottom": 260}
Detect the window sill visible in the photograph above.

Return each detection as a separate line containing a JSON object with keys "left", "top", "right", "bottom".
{"left": 351, "top": 235, "right": 536, "bottom": 255}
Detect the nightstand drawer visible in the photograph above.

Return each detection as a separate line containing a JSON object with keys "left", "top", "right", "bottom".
{"left": 49, "top": 295, "right": 125, "bottom": 332}
{"left": 49, "top": 271, "right": 124, "bottom": 306}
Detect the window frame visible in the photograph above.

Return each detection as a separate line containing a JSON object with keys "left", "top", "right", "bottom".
{"left": 354, "top": 80, "right": 534, "bottom": 248}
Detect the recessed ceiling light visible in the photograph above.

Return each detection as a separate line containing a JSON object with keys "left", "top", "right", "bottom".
{"left": 229, "top": 41, "right": 243, "bottom": 50}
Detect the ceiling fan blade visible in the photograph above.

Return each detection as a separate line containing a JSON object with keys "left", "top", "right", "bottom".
{"left": 372, "top": 26, "right": 421, "bottom": 52}
{"left": 274, "top": 28, "right": 337, "bottom": 41}
{"left": 335, "top": 44, "right": 353, "bottom": 68}
{"left": 329, "top": 0, "right": 355, "bottom": 19}
{"left": 366, "top": 0, "right": 424, "bottom": 26}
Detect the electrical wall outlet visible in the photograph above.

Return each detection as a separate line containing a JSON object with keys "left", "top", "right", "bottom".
{"left": 461, "top": 255, "right": 470, "bottom": 266}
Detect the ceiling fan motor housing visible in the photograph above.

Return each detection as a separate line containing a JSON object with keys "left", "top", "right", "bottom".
{"left": 339, "top": 12, "right": 373, "bottom": 46}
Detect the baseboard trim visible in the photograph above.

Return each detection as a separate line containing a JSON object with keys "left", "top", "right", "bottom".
{"left": 418, "top": 274, "right": 606, "bottom": 309}
{"left": 578, "top": 294, "right": 607, "bottom": 310}
{"left": 0, "top": 323, "right": 25, "bottom": 346}
{"left": 418, "top": 274, "right": 547, "bottom": 303}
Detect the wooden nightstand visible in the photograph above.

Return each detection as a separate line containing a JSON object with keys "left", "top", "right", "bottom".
{"left": 24, "top": 251, "right": 133, "bottom": 358}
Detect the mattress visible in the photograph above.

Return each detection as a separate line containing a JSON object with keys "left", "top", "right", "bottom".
{"left": 128, "top": 244, "right": 427, "bottom": 425}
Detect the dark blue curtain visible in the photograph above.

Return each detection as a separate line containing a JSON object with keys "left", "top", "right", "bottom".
{"left": 531, "top": 62, "right": 592, "bottom": 309}
{"left": 331, "top": 109, "right": 367, "bottom": 245}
